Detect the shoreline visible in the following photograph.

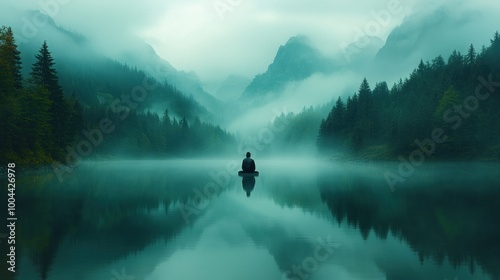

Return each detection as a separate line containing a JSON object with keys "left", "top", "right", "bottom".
{"left": 0, "top": 164, "right": 54, "bottom": 177}
{"left": 2, "top": 154, "right": 499, "bottom": 176}
{"left": 323, "top": 156, "right": 500, "bottom": 164}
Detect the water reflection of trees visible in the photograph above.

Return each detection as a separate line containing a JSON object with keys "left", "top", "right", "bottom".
{"left": 14, "top": 164, "right": 225, "bottom": 280}
{"left": 319, "top": 164, "right": 500, "bottom": 279}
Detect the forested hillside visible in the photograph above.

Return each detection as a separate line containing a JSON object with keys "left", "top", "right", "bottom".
{"left": 317, "top": 32, "right": 500, "bottom": 160}
{"left": 0, "top": 27, "right": 235, "bottom": 165}
{"left": 0, "top": 27, "right": 80, "bottom": 164}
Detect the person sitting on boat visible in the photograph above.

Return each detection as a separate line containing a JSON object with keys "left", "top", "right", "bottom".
{"left": 242, "top": 152, "right": 256, "bottom": 172}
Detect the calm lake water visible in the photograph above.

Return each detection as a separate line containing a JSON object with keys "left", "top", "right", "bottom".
{"left": 2, "top": 159, "right": 500, "bottom": 280}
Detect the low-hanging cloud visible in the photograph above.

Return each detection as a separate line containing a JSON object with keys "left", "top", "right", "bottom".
{"left": 2, "top": 0, "right": 500, "bottom": 87}
{"left": 226, "top": 70, "right": 363, "bottom": 135}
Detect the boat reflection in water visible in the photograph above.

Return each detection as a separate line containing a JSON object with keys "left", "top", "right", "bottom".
{"left": 238, "top": 170, "right": 259, "bottom": 197}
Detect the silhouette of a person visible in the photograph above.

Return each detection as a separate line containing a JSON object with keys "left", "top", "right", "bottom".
{"left": 242, "top": 152, "right": 256, "bottom": 172}
{"left": 242, "top": 176, "right": 255, "bottom": 197}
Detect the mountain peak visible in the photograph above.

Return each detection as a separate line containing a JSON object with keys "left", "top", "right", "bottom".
{"left": 242, "top": 35, "right": 335, "bottom": 98}
{"left": 285, "top": 35, "right": 311, "bottom": 45}
{"left": 374, "top": 2, "right": 491, "bottom": 79}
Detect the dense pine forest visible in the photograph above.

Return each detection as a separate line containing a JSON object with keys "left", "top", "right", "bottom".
{"left": 0, "top": 27, "right": 235, "bottom": 165}
{"left": 317, "top": 32, "right": 500, "bottom": 160}
{"left": 0, "top": 27, "right": 81, "bottom": 164}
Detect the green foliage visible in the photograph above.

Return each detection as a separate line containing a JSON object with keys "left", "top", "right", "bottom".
{"left": 78, "top": 104, "right": 235, "bottom": 158}
{"left": 31, "top": 41, "right": 73, "bottom": 155}
{"left": 318, "top": 32, "right": 500, "bottom": 159}
{"left": 55, "top": 56, "right": 209, "bottom": 120}
{"left": 0, "top": 26, "right": 22, "bottom": 90}
{"left": 0, "top": 27, "right": 23, "bottom": 159}
{"left": 0, "top": 28, "right": 83, "bottom": 164}
{"left": 19, "top": 80, "right": 53, "bottom": 152}
{"left": 434, "top": 87, "right": 461, "bottom": 118}
{"left": 0, "top": 27, "right": 233, "bottom": 165}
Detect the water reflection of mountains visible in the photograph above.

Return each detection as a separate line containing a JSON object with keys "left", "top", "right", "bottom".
{"left": 319, "top": 163, "right": 500, "bottom": 280}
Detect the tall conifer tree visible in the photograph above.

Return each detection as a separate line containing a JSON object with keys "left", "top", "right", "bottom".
{"left": 31, "top": 41, "right": 70, "bottom": 153}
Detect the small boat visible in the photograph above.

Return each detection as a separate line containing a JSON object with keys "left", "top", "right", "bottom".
{"left": 238, "top": 171, "right": 259, "bottom": 176}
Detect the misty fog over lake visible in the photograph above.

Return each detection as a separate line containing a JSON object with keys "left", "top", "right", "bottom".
{"left": 1, "top": 0, "right": 500, "bottom": 279}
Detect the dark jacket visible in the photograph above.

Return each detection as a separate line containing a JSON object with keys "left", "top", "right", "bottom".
{"left": 242, "top": 157, "right": 256, "bottom": 172}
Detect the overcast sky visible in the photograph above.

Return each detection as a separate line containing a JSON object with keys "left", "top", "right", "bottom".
{"left": 4, "top": 0, "right": 500, "bottom": 82}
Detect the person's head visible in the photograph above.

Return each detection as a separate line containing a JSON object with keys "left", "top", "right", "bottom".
{"left": 246, "top": 152, "right": 251, "bottom": 158}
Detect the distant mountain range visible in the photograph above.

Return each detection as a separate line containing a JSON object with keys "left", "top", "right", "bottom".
{"left": 7, "top": 3, "right": 499, "bottom": 118}
{"left": 10, "top": 10, "right": 216, "bottom": 122}
{"left": 238, "top": 3, "right": 498, "bottom": 102}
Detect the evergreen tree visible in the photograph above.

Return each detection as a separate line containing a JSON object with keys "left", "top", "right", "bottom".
{"left": 316, "top": 32, "right": 500, "bottom": 159}
{"left": 357, "top": 78, "right": 372, "bottom": 119}
{"left": 0, "top": 26, "right": 22, "bottom": 160}
{"left": 0, "top": 26, "right": 22, "bottom": 90}
{"left": 162, "top": 109, "right": 172, "bottom": 127}
{"left": 180, "top": 116, "right": 189, "bottom": 130}
{"left": 331, "top": 96, "right": 346, "bottom": 135}
{"left": 448, "top": 50, "right": 464, "bottom": 69}
{"left": 345, "top": 94, "right": 357, "bottom": 128}
{"left": 372, "top": 82, "right": 389, "bottom": 101}
{"left": 466, "top": 44, "right": 476, "bottom": 65}
{"left": 317, "top": 118, "right": 327, "bottom": 149}
{"left": 31, "top": 41, "right": 70, "bottom": 154}
{"left": 18, "top": 80, "right": 53, "bottom": 162}
{"left": 490, "top": 31, "right": 499, "bottom": 45}
{"left": 431, "top": 55, "right": 446, "bottom": 70}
